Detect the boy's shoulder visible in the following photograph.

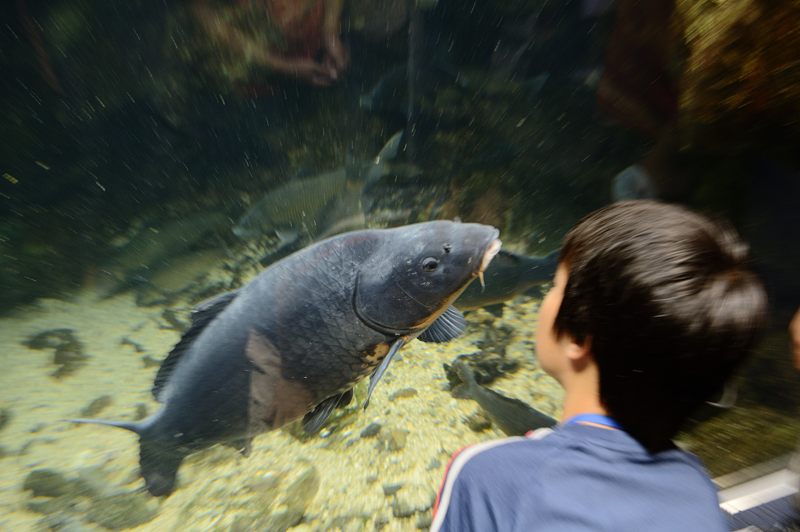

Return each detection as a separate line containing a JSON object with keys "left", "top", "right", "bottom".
{"left": 432, "top": 425, "right": 725, "bottom": 532}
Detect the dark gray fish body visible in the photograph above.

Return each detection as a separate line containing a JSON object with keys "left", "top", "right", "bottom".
{"left": 454, "top": 249, "right": 558, "bottom": 310}
{"left": 74, "top": 221, "right": 501, "bottom": 496}
{"left": 452, "top": 360, "right": 556, "bottom": 436}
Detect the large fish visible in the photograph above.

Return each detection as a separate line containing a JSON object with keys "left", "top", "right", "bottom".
{"left": 454, "top": 249, "right": 558, "bottom": 310}
{"left": 72, "top": 221, "right": 501, "bottom": 496}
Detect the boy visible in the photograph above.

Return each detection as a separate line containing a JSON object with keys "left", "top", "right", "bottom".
{"left": 432, "top": 200, "right": 768, "bottom": 531}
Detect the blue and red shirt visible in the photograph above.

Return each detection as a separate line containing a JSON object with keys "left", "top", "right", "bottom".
{"left": 432, "top": 423, "right": 726, "bottom": 531}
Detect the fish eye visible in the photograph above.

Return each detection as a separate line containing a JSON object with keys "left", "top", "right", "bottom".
{"left": 421, "top": 257, "right": 439, "bottom": 272}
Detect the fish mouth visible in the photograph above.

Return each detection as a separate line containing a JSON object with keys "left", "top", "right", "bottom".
{"left": 476, "top": 236, "right": 502, "bottom": 288}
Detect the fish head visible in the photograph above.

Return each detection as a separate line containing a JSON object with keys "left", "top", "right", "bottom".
{"left": 354, "top": 221, "right": 501, "bottom": 335}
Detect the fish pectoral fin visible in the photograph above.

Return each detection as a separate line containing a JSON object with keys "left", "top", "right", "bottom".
{"left": 417, "top": 306, "right": 467, "bottom": 343}
{"left": 302, "top": 389, "right": 353, "bottom": 436}
{"left": 152, "top": 290, "right": 240, "bottom": 402}
{"left": 364, "top": 338, "right": 405, "bottom": 410}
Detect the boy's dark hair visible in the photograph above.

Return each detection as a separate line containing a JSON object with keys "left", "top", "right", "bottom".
{"left": 554, "top": 200, "right": 767, "bottom": 451}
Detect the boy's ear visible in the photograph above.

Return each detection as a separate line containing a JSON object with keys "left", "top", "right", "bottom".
{"left": 565, "top": 336, "right": 592, "bottom": 362}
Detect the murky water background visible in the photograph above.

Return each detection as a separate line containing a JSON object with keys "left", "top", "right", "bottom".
{"left": 1, "top": 1, "right": 799, "bottom": 530}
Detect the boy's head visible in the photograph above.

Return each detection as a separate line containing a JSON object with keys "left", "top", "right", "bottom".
{"left": 537, "top": 200, "right": 767, "bottom": 450}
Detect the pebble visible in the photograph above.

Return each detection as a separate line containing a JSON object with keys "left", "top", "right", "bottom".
{"left": 80, "top": 395, "right": 112, "bottom": 418}
{"left": 133, "top": 403, "right": 149, "bottom": 420}
{"left": 86, "top": 491, "right": 159, "bottom": 530}
{"left": 388, "top": 388, "right": 418, "bottom": 400}
{"left": 426, "top": 458, "right": 441, "bottom": 471}
{"left": 382, "top": 482, "right": 404, "bottom": 496}
{"left": 142, "top": 355, "right": 161, "bottom": 368}
{"left": 360, "top": 422, "right": 382, "bottom": 438}
{"left": 23, "top": 469, "right": 91, "bottom": 499}
{"left": 391, "top": 483, "right": 434, "bottom": 518}
{"left": 377, "top": 428, "right": 408, "bottom": 452}
{"left": 0, "top": 407, "right": 11, "bottom": 432}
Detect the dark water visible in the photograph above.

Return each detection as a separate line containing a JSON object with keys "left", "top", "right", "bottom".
{"left": 1, "top": 0, "right": 799, "bottom": 529}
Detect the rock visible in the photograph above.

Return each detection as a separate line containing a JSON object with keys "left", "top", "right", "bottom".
{"left": 86, "top": 491, "right": 158, "bottom": 530}
{"left": 0, "top": 407, "right": 11, "bottom": 431}
{"left": 119, "top": 336, "right": 147, "bottom": 353}
{"left": 160, "top": 309, "right": 188, "bottom": 332}
{"left": 23, "top": 329, "right": 74, "bottom": 350}
{"left": 416, "top": 511, "right": 433, "bottom": 529}
{"left": 382, "top": 482, "right": 404, "bottom": 496}
{"left": 360, "top": 422, "right": 382, "bottom": 439}
{"left": 23, "top": 469, "right": 88, "bottom": 498}
{"left": 232, "top": 509, "right": 304, "bottom": 532}
{"left": 261, "top": 508, "right": 305, "bottom": 531}
{"left": 283, "top": 465, "right": 320, "bottom": 516}
{"left": 24, "top": 329, "right": 89, "bottom": 379}
{"left": 426, "top": 458, "right": 441, "bottom": 471}
{"left": 377, "top": 427, "right": 408, "bottom": 452}
{"left": 231, "top": 468, "right": 315, "bottom": 532}
{"left": 26, "top": 494, "right": 79, "bottom": 515}
{"left": 374, "top": 513, "right": 391, "bottom": 529}
{"left": 324, "top": 514, "right": 371, "bottom": 531}
{"left": 133, "top": 403, "right": 149, "bottom": 420}
{"left": 52, "top": 338, "right": 89, "bottom": 379}
{"left": 35, "top": 513, "right": 98, "bottom": 532}
{"left": 142, "top": 355, "right": 161, "bottom": 368}
{"left": 388, "top": 388, "right": 418, "bottom": 400}
{"left": 80, "top": 396, "right": 112, "bottom": 417}
{"left": 391, "top": 483, "right": 435, "bottom": 518}
{"left": 120, "top": 337, "right": 145, "bottom": 353}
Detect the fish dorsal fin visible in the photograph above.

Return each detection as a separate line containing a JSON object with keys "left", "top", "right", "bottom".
{"left": 418, "top": 306, "right": 466, "bottom": 343}
{"left": 302, "top": 389, "right": 353, "bottom": 435}
{"left": 151, "top": 290, "right": 239, "bottom": 401}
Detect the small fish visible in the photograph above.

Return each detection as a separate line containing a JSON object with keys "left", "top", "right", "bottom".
{"left": 451, "top": 360, "right": 556, "bottom": 436}
{"left": 454, "top": 249, "right": 558, "bottom": 310}
{"left": 455, "top": 69, "right": 550, "bottom": 101}
{"left": 96, "top": 212, "right": 228, "bottom": 298}
{"left": 71, "top": 221, "right": 501, "bottom": 496}
{"left": 232, "top": 132, "right": 405, "bottom": 243}
{"left": 359, "top": 65, "right": 408, "bottom": 115}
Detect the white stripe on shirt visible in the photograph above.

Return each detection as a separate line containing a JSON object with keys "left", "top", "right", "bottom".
{"left": 431, "top": 437, "right": 525, "bottom": 531}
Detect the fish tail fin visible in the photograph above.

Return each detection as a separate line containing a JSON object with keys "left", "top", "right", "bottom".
{"left": 138, "top": 435, "right": 186, "bottom": 497}
{"left": 69, "top": 417, "right": 183, "bottom": 496}
{"left": 451, "top": 360, "right": 478, "bottom": 399}
{"left": 376, "top": 130, "right": 404, "bottom": 162}
{"left": 66, "top": 418, "right": 143, "bottom": 433}
{"left": 521, "top": 249, "right": 560, "bottom": 285}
